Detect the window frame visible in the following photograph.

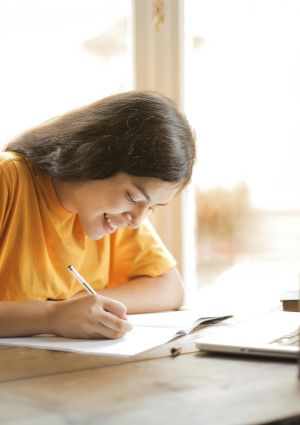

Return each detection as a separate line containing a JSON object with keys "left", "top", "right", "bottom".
{"left": 132, "top": 0, "right": 197, "bottom": 301}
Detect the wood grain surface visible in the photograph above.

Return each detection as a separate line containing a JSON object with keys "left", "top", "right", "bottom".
{"left": 0, "top": 332, "right": 299, "bottom": 425}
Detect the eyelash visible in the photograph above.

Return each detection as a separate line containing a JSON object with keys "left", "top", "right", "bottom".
{"left": 126, "top": 192, "right": 137, "bottom": 204}
{"left": 126, "top": 192, "right": 155, "bottom": 213}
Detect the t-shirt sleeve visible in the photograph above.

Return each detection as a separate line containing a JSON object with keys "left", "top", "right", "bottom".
{"left": 0, "top": 165, "right": 11, "bottom": 231}
{"left": 108, "top": 219, "right": 177, "bottom": 287}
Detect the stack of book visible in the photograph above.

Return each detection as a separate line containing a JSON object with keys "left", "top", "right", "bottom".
{"left": 280, "top": 291, "right": 300, "bottom": 312}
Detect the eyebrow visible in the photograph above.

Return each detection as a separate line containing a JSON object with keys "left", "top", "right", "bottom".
{"left": 133, "top": 184, "right": 168, "bottom": 206}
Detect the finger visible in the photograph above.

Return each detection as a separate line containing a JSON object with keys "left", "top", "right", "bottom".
{"left": 102, "top": 297, "right": 128, "bottom": 319}
{"left": 88, "top": 322, "right": 127, "bottom": 340}
{"left": 96, "top": 309, "right": 133, "bottom": 333}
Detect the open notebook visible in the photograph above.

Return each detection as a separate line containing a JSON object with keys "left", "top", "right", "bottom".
{"left": 0, "top": 311, "right": 231, "bottom": 356}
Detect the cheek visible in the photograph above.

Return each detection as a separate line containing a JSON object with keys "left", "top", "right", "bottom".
{"left": 76, "top": 203, "right": 100, "bottom": 218}
{"left": 100, "top": 196, "right": 130, "bottom": 214}
{"left": 79, "top": 215, "right": 106, "bottom": 240}
{"left": 76, "top": 185, "right": 130, "bottom": 216}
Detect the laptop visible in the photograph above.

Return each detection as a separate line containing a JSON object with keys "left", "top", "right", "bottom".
{"left": 195, "top": 310, "right": 300, "bottom": 359}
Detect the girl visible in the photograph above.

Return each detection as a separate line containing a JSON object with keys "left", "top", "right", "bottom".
{"left": 0, "top": 91, "right": 195, "bottom": 339}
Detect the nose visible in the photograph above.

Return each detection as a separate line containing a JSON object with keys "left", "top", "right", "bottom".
{"left": 122, "top": 205, "right": 149, "bottom": 229}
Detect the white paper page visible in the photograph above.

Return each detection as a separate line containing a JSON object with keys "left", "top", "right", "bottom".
{"left": 0, "top": 311, "right": 232, "bottom": 356}
{"left": 0, "top": 325, "right": 177, "bottom": 356}
{"left": 129, "top": 310, "right": 203, "bottom": 329}
{"left": 129, "top": 311, "right": 232, "bottom": 335}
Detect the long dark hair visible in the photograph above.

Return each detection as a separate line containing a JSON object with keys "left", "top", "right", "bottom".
{"left": 6, "top": 91, "right": 196, "bottom": 186}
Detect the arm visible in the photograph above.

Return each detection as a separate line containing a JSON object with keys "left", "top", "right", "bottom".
{"left": 97, "top": 267, "right": 185, "bottom": 314}
{"left": 0, "top": 296, "right": 132, "bottom": 338}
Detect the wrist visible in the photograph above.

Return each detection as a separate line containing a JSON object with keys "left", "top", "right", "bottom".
{"left": 44, "top": 300, "right": 62, "bottom": 335}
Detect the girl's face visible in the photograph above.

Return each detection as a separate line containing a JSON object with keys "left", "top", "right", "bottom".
{"left": 53, "top": 173, "right": 180, "bottom": 240}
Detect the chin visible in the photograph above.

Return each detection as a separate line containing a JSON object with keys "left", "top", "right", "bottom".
{"left": 91, "top": 233, "right": 106, "bottom": 240}
{"left": 84, "top": 229, "right": 106, "bottom": 240}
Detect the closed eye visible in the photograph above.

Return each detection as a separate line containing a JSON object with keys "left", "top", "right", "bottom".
{"left": 125, "top": 191, "right": 137, "bottom": 204}
{"left": 125, "top": 191, "right": 167, "bottom": 213}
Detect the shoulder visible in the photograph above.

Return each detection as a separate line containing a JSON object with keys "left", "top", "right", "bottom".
{"left": 0, "top": 152, "right": 31, "bottom": 186}
{"left": 0, "top": 151, "right": 27, "bottom": 169}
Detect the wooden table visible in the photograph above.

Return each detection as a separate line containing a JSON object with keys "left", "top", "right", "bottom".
{"left": 1, "top": 332, "right": 299, "bottom": 425}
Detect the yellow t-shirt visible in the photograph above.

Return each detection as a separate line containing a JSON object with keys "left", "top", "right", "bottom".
{"left": 0, "top": 152, "right": 176, "bottom": 301}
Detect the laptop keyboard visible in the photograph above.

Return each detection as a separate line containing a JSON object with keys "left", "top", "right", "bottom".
{"left": 271, "top": 330, "right": 300, "bottom": 346}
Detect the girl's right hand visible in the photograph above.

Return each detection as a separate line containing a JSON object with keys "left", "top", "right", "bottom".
{"left": 50, "top": 295, "right": 133, "bottom": 339}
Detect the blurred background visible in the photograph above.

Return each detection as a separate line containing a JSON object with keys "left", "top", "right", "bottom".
{"left": 1, "top": 0, "right": 299, "bottom": 312}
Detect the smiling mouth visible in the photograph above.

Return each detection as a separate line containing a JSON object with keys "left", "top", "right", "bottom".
{"left": 104, "top": 213, "right": 117, "bottom": 232}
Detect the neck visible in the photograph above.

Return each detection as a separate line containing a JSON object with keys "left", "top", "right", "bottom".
{"left": 52, "top": 179, "right": 77, "bottom": 213}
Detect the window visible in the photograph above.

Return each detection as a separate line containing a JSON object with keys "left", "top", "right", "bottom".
{"left": 0, "top": 0, "right": 133, "bottom": 146}
{"left": 184, "top": 1, "right": 300, "bottom": 305}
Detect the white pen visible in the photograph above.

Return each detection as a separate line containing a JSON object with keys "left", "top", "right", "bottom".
{"left": 67, "top": 265, "right": 97, "bottom": 295}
